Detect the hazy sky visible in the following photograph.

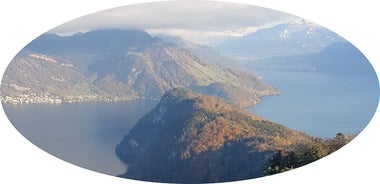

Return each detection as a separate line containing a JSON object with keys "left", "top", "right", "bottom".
{"left": 50, "top": 1, "right": 297, "bottom": 45}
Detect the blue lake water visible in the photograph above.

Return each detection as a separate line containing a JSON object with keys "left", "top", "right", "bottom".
{"left": 2, "top": 70, "right": 379, "bottom": 176}
{"left": 248, "top": 70, "right": 379, "bottom": 138}
{"left": 3, "top": 100, "right": 157, "bottom": 176}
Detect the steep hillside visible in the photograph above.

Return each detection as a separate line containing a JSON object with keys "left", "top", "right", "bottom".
{"left": 156, "top": 34, "right": 235, "bottom": 69}
{"left": 0, "top": 51, "right": 101, "bottom": 103}
{"left": 1, "top": 29, "right": 278, "bottom": 106}
{"left": 116, "top": 88, "right": 312, "bottom": 183}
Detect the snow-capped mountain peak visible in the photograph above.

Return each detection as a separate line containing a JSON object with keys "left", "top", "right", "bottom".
{"left": 216, "top": 19, "right": 344, "bottom": 60}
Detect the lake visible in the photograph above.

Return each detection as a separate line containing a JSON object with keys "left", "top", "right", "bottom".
{"left": 2, "top": 70, "right": 379, "bottom": 176}
{"left": 248, "top": 70, "right": 379, "bottom": 138}
{"left": 2, "top": 100, "right": 157, "bottom": 176}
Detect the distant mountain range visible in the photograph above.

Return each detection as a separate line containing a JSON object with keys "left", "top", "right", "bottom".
{"left": 243, "top": 42, "right": 375, "bottom": 77}
{"left": 1, "top": 29, "right": 278, "bottom": 106}
{"left": 216, "top": 19, "right": 344, "bottom": 60}
{"left": 116, "top": 88, "right": 313, "bottom": 183}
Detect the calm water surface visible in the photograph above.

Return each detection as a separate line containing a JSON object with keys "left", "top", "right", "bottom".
{"left": 3, "top": 71, "right": 379, "bottom": 175}
{"left": 249, "top": 70, "right": 379, "bottom": 138}
{"left": 3, "top": 100, "right": 157, "bottom": 176}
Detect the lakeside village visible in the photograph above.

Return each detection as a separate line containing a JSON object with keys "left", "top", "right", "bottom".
{"left": 0, "top": 92, "right": 131, "bottom": 104}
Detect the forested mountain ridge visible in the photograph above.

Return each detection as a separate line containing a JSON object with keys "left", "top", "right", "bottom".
{"left": 116, "top": 88, "right": 313, "bottom": 183}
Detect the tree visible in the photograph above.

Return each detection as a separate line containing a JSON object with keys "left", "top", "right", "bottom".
{"left": 263, "top": 150, "right": 295, "bottom": 176}
{"left": 263, "top": 132, "right": 355, "bottom": 176}
{"left": 328, "top": 133, "right": 347, "bottom": 153}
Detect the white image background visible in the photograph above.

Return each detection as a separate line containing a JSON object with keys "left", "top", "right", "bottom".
{"left": 0, "top": 0, "right": 379, "bottom": 184}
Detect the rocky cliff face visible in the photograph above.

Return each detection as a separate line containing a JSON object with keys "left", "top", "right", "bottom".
{"left": 1, "top": 29, "right": 278, "bottom": 106}
{"left": 116, "top": 88, "right": 312, "bottom": 183}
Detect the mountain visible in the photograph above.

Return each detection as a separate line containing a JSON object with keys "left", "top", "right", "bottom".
{"left": 156, "top": 34, "right": 235, "bottom": 69}
{"left": 27, "top": 29, "right": 153, "bottom": 55}
{"left": 243, "top": 42, "right": 375, "bottom": 77}
{"left": 311, "top": 42, "right": 374, "bottom": 75}
{"left": 216, "top": 19, "right": 344, "bottom": 60}
{"left": 1, "top": 29, "right": 279, "bottom": 106}
{"left": 115, "top": 88, "right": 313, "bottom": 183}
{"left": 0, "top": 51, "right": 100, "bottom": 103}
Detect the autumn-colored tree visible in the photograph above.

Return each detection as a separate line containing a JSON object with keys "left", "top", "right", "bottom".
{"left": 263, "top": 133, "right": 354, "bottom": 176}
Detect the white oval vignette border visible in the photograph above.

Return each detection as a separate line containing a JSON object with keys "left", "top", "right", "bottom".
{"left": 0, "top": 0, "right": 379, "bottom": 184}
